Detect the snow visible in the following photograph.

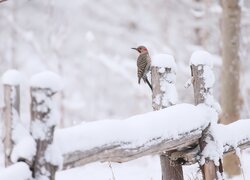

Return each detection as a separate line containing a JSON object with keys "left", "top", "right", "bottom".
{"left": 184, "top": 77, "right": 193, "bottom": 88}
{"left": 31, "top": 89, "right": 58, "bottom": 141}
{"left": 189, "top": 50, "right": 213, "bottom": 67}
{"left": 160, "top": 80, "right": 178, "bottom": 106}
{"left": 56, "top": 156, "right": 207, "bottom": 180}
{"left": 1, "top": 69, "right": 23, "bottom": 86}
{"left": 203, "top": 65, "right": 215, "bottom": 88}
{"left": 0, "top": 1, "right": 249, "bottom": 179}
{"left": 30, "top": 71, "right": 63, "bottom": 92}
{"left": 45, "top": 144, "right": 63, "bottom": 167}
{"left": 85, "top": 31, "right": 95, "bottom": 42}
{"left": 31, "top": 119, "right": 50, "bottom": 140}
{"left": 5, "top": 89, "right": 36, "bottom": 163}
{"left": 213, "top": 119, "right": 250, "bottom": 151}
{"left": 152, "top": 54, "right": 177, "bottom": 72}
{"left": 11, "top": 116, "right": 36, "bottom": 162}
{"left": 152, "top": 54, "right": 178, "bottom": 107}
{"left": 189, "top": 50, "right": 220, "bottom": 113}
{"left": 200, "top": 119, "right": 250, "bottom": 167}
{"left": 54, "top": 103, "right": 212, "bottom": 157}
{"left": 240, "top": 149, "right": 250, "bottom": 179}
{"left": 57, "top": 156, "right": 161, "bottom": 180}
{"left": 0, "top": 162, "right": 32, "bottom": 180}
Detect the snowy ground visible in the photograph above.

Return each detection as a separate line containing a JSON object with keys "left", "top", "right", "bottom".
{"left": 57, "top": 156, "right": 163, "bottom": 180}
{"left": 1, "top": 154, "right": 250, "bottom": 180}
{"left": 56, "top": 153, "right": 250, "bottom": 180}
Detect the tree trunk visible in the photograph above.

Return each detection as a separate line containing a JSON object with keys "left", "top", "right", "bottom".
{"left": 151, "top": 65, "right": 183, "bottom": 180}
{"left": 221, "top": 0, "right": 241, "bottom": 177}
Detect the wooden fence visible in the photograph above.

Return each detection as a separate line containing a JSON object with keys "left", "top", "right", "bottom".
{"left": 1, "top": 52, "right": 250, "bottom": 180}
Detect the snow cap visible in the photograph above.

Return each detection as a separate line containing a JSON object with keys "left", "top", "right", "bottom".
{"left": 190, "top": 50, "right": 213, "bottom": 67}
{"left": 30, "top": 71, "right": 63, "bottom": 92}
{"left": 0, "top": 162, "right": 32, "bottom": 180}
{"left": 2, "top": 69, "right": 23, "bottom": 86}
{"left": 152, "top": 54, "right": 177, "bottom": 71}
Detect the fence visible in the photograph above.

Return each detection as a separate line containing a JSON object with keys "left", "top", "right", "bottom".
{"left": 1, "top": 51, "right": 250, "bottom": 180}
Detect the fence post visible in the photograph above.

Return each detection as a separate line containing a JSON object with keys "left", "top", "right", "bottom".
{"left": 151, "top": 54, "right": 183, "bottom": 180}
{"left": 2, "top": 70, "right": 21, "bottom": 167}
{"left": 30, "top": 71, "right": 62, "bottom": 180}
{"left": 190, "top": 51, "right": 223, "bottom": 179}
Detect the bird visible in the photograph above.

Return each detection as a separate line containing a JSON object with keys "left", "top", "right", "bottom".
{"left": 132, "top": 45, "right": 152, "bottom": 91}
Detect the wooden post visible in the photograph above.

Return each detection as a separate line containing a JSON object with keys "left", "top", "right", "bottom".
{"left": 191, "top": 64, "right": 222, "bottom": 180}
{"left": 3, "top": 84, "right": 20, "bottom": 166}
{"left": 30, "top": 85, "right": 59, "bottom": 180}
{"left": 221, "top": 0, "right": 242, "bottom": 176}
{"left": 151, "top": 55, "right": 183, "bottom": 180}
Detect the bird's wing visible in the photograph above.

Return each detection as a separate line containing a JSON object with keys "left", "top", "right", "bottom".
{"left": 137, "top": 53, "right": 149, "bottom": 81}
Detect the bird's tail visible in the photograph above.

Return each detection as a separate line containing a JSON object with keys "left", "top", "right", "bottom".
{"left": 145, "top": 78, "right": 153, "bottom": 91}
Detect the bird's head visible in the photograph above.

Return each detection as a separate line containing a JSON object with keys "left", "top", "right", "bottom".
{"left": 131, "top": 45, "right": 148, "bottom": 53}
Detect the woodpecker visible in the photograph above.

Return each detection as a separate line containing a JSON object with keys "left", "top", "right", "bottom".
{"left": 132, "top": 45, "right": 152, "bottom": 91}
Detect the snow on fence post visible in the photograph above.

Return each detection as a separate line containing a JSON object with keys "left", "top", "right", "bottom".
{"left": 151, "top": 54, "right": 183, "bottom": 180}
{"left": 2, "top": 70, "right": 21, "bottom": 167}
{"left": 30, "top": 71, "right": 62, "bottom": 180}
{"left": 190, "top": 51, "right": 222, "bottom": 180}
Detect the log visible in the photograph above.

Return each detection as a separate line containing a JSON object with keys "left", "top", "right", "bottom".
{"left": 62, "top": 129, "right": 202, "bottom": 169}
{"left": 60, "top": 120, "right": 250, "bottom": 170}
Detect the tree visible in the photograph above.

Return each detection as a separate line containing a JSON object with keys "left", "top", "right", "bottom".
{"left": 221, "top": 0, "right": 242, "bottom": 177}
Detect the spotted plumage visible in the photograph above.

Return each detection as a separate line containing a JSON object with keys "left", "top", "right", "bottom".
{"left": 132, "top": 45, "right": 152, "bottom": 91}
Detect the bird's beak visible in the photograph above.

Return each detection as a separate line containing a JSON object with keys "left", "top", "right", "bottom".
{"left": 131, "top": 48, "right": 137, "bottom": 50}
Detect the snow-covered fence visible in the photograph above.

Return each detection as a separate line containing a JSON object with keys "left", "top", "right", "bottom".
{"left": 54, "top": 50, "right": 250, "bottom": 180}
{"left": 58, "top": 104, "right": 207, "bottom": 169}
{"left": 30, "top": 72, "right": 62, "bottom": 180}
{"left": 1, "top": 71, "right": 61, "bottom": 180}
{"left": 190, "top": 51, "right": 222, "bottom": 179}
{"left": 151, "top": 54, "right": 177, "bottom": 110}
{"left": 1, "top": 51, "right": 250, "bottom": 180}
{"left": 151, "top": 54, "right": 183, "bottom": 180}
{"left": 2, "top": 70, "right": 21, "bottom": 166}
